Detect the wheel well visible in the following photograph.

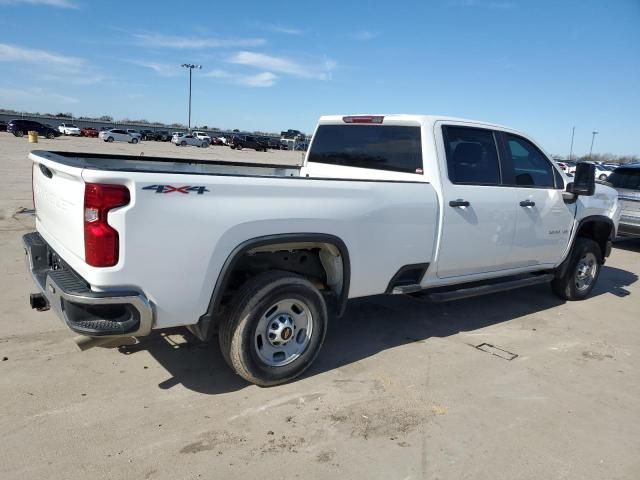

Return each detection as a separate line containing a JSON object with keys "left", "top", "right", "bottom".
{"left": 576, "top": 219, "right": 612, "bottom": 260}
{"left": 194, "top": 236, "right": 350, "bottom": 341}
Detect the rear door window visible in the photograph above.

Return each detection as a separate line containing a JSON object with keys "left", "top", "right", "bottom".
{"left": 442, "top": 126, "right": 501, "bottom": 184}
{"left": 308, "top": 124, "right": 423, "bottom": 174}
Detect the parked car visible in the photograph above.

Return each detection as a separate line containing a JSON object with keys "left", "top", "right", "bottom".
{"left": 171, "top": 133, "right": 209, "bottom": 147}
{"left": 98, "top": 128, "right": 141, "bottom": 144}
{"left": 80, "top": 127, "right": 99, "bottom": 138}
{"left": 23, "top": 114, "right": 619, "bottom": 386}
{"left": 155, "top": 130, "right": 171, "bottom": 142}
{"left": 58, "top": 123, "right": 81, "bottom": 136}
{"left": 267, "top": 138, "right": 286, "bottom": 150}
{"left": 139, "top": 130, "right": 158, "bottom": 141}
{"left": 594, "top": 164, "right": 613, "bottom": 181}
{"left": 211, "top": 137, "right": 225, "bottom": 146}
{"left": 229, "top": 135, "right": 268, "bottom": 151}
{"left": 7, "top": 119, "right": 60, "bottom": 139}
{"left": 192, "top": 131, "right": 212, "bottom": 143}
{"left": 606, "top": 165, "right": 640, "bottom": 237}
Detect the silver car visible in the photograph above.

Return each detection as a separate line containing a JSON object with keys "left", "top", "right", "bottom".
{"left": 607, "top": 164, "right": 640, "bottom": 237}
{"left": 171, "top": 133, "right": 209, "bottom": 148}
{"left": 99, "top": 128, "right": 142, "bottom": 144}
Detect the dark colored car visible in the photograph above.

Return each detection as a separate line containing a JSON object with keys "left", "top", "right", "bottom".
{"left": 81, "top": 127, "right": 99, "bottom": 137}
{"left": 267, "top": 138, "right": 287, "bottom": 150}
{"left": 7, "top": 119, "right": 60, "bottom": 139}
{"left": 229, "top": 135, "right": 268, "bottom": 151}
{"left": 140, "top": 129, "right": 158, "bottom": 141}
{"left": 0, "top": 121, "right": 7, "bottom": 132}
{"left": 154, "top": 130, "right": 171, "bottom": 141}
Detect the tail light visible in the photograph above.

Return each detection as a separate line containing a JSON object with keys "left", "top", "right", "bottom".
{"left": 342, "top": 115, "right": 384, "bottom": 124}
{"left": 84, "top": 183, "right": 130, "bottom": 267}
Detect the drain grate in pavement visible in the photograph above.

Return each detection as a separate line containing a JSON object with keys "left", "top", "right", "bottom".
{"left": 475, "top": 343, "right": 518, "bottom": 361}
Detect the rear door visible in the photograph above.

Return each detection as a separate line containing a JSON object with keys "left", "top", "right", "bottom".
{"left": 498, "top": 132, "right": 576, "bottom": 266}
{"left": 436, "top": 124, "right": 519, "bottom": 278}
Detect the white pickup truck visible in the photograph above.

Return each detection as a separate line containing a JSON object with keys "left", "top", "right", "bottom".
{"left": 24, "top": 114, "right": 621, "bottom": 386}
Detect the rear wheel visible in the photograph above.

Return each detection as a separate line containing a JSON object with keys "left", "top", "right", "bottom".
{"left": 131, "top": 137, "right": 139, "bottom": 144}
{"left": 14, "top": 130, "right": 24, "bottom": 137}
{"left": 181, "top": 141, "right": 187, "bottom": 146}
{"left": 598, "top": 174, "right": 607, "bottom": 181}
{"left": 46, "top": 132, "right": 54, "bottom": 139}
{"left": 201, "top": 141, "right": 209, "bottom": 148}
{"left": 107, "top": 137, "right": 114, "bottom": 142}
{"left": 236, "top": 144, "right": 243, "bottom": 150}
{"left": 219, "top": 271, "right": 328, "bottom": 386}
{"left": 552, "top": 237, "right": 602, "bottom": 300}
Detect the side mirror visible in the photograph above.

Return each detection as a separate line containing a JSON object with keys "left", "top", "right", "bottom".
{"left": 566, "top": 163, "right": 595, "bottom": 196}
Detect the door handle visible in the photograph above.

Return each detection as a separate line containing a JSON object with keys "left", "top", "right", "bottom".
{"left": 449, "top": 199, "right": 470, "bottom": 208}
{"left": 519, "top": 200, "right": 536, "bottom": 207}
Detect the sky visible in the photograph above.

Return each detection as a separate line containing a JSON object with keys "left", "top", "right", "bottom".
{"left": 0, "top": 0, "right": 638, "bottom": 156}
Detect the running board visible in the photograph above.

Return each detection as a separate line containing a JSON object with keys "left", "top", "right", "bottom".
{"left": 416, "top": 273, "right": 554, "bottom": 303}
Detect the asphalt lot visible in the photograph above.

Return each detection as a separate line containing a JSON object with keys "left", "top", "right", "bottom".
{"left": 1, "top": 133, "right": 639, "bottom": 480}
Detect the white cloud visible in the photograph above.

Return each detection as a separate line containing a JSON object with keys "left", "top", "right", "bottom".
{"left": 205, "top": 69, "right": 277, "bottom": 88}
{"left": 133, "top": 33, "right": 265, "bottom": 49}
{"left": 0, "top": 0, "right": 78, "bottom": 8}
{"left": 268, "top": 25, "right": 303, "bottom": 35}
{"left": 228, "top": 51, "right": 335, "bottom": 80}
{"left": 0, "top": 86, "right": 78, "bottom": 104}
{"left": 350, "top": 31, "right": 378, "bottom": 41}
{"left": 0, "top": 43, "right": 83, "bottom": 67}
{"left": 127, "top": 60, "right": 180, "bottom": 77}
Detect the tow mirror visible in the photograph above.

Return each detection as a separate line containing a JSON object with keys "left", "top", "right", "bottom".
{"left": 566, "top": 162, "right": 595, "bottom": 196}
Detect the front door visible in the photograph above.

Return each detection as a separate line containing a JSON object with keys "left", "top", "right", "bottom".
{"left": 499, "top": 132, "right": 576, "bottom": 266}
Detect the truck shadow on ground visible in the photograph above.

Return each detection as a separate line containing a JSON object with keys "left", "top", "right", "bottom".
{"left": 119, "top": 263, "right": 637, "bottom": 395}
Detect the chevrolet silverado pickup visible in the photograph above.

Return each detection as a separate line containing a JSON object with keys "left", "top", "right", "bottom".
{"left": 23, "top": 114, "right": 621, "bottom": 386}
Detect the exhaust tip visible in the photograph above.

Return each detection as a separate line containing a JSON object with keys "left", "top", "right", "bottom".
{"left": 30, "top": 293, "right": 50, "bottom": 311}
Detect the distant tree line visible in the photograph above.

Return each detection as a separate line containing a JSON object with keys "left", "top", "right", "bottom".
{"left": 554, "top": 153, "right": 640, "bottom": 164}
{"left": 0, "top": 108, "right": 285, "bottom": 136}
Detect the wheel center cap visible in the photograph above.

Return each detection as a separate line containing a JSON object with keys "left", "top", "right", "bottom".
{"left": 281, "top": 327, "right": 293, "bottom": 341}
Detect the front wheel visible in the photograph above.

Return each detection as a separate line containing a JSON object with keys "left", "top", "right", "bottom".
{"left": 599, "top": 174, "right": 607, "bottom": 181}
{"left": 107, "top": 137, "right": 114, "bottom": 142}
{"left": 552, "top": 237, "right": 602, "bottom": 300}
{"left": 46, "top": 132, "right": 54, "bottom": 139}
{"left": 131, "top": 137, "right": 139, "bottom": 144}
{"left": 14, "top": 130, "right": 24, "bottom": 137}
{"left": 219, "top": 271, "right": 328, "bottom": 386}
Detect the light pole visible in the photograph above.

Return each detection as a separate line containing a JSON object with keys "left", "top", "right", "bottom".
{"left": 181, "top": 63, "right": 202, "bottom": 131}
{"left": 568, "top": 126, "right": 575, "bottom": 161}
{"left": 589, "top": 131, "right": 598, "bottom": 160}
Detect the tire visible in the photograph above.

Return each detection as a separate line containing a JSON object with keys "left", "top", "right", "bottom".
{"left": 181, "top": 141, "right": 187, "bottom": 146}
{"left": 14, "top": 130, "right": 24, "bottom": 138}
{"left": 219, "top": 270, "right": 328, "bottom": 387}
{"left": 551, "top": 237, "right": 602, "bottom": 300}
{"left": 201, "top": 141, "right": 209, "bottom": 148}
{"left": 107, "top": 137, "right": 114, "bottom": 143}
{"left": 599, "top": 174, "right": 607, "bottom": 181}
{"left": 236, "top": 144, "right": 243, "bottom": 150}
{"left": 46, "top": 132, "right": 54, "bottom": 140}
{"left": 131, "top": 137, "right": 139, "bottom": 144}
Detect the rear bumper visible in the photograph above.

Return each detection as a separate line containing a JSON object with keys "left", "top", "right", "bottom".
{"left": 23, "top": 232, "right": 153, "bottom": 337}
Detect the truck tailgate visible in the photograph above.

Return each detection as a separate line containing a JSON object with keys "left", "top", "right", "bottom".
{"left": 32, "top": 153, "right": 85, "bottom": 262}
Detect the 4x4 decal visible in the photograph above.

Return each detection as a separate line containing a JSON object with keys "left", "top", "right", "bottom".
{"left": 142, "top": 185, "right": 209, "bottom": 194}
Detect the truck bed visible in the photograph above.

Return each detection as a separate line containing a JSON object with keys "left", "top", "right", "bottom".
{"left": 31, "top": 150, "right": 302, "bottom": 178}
